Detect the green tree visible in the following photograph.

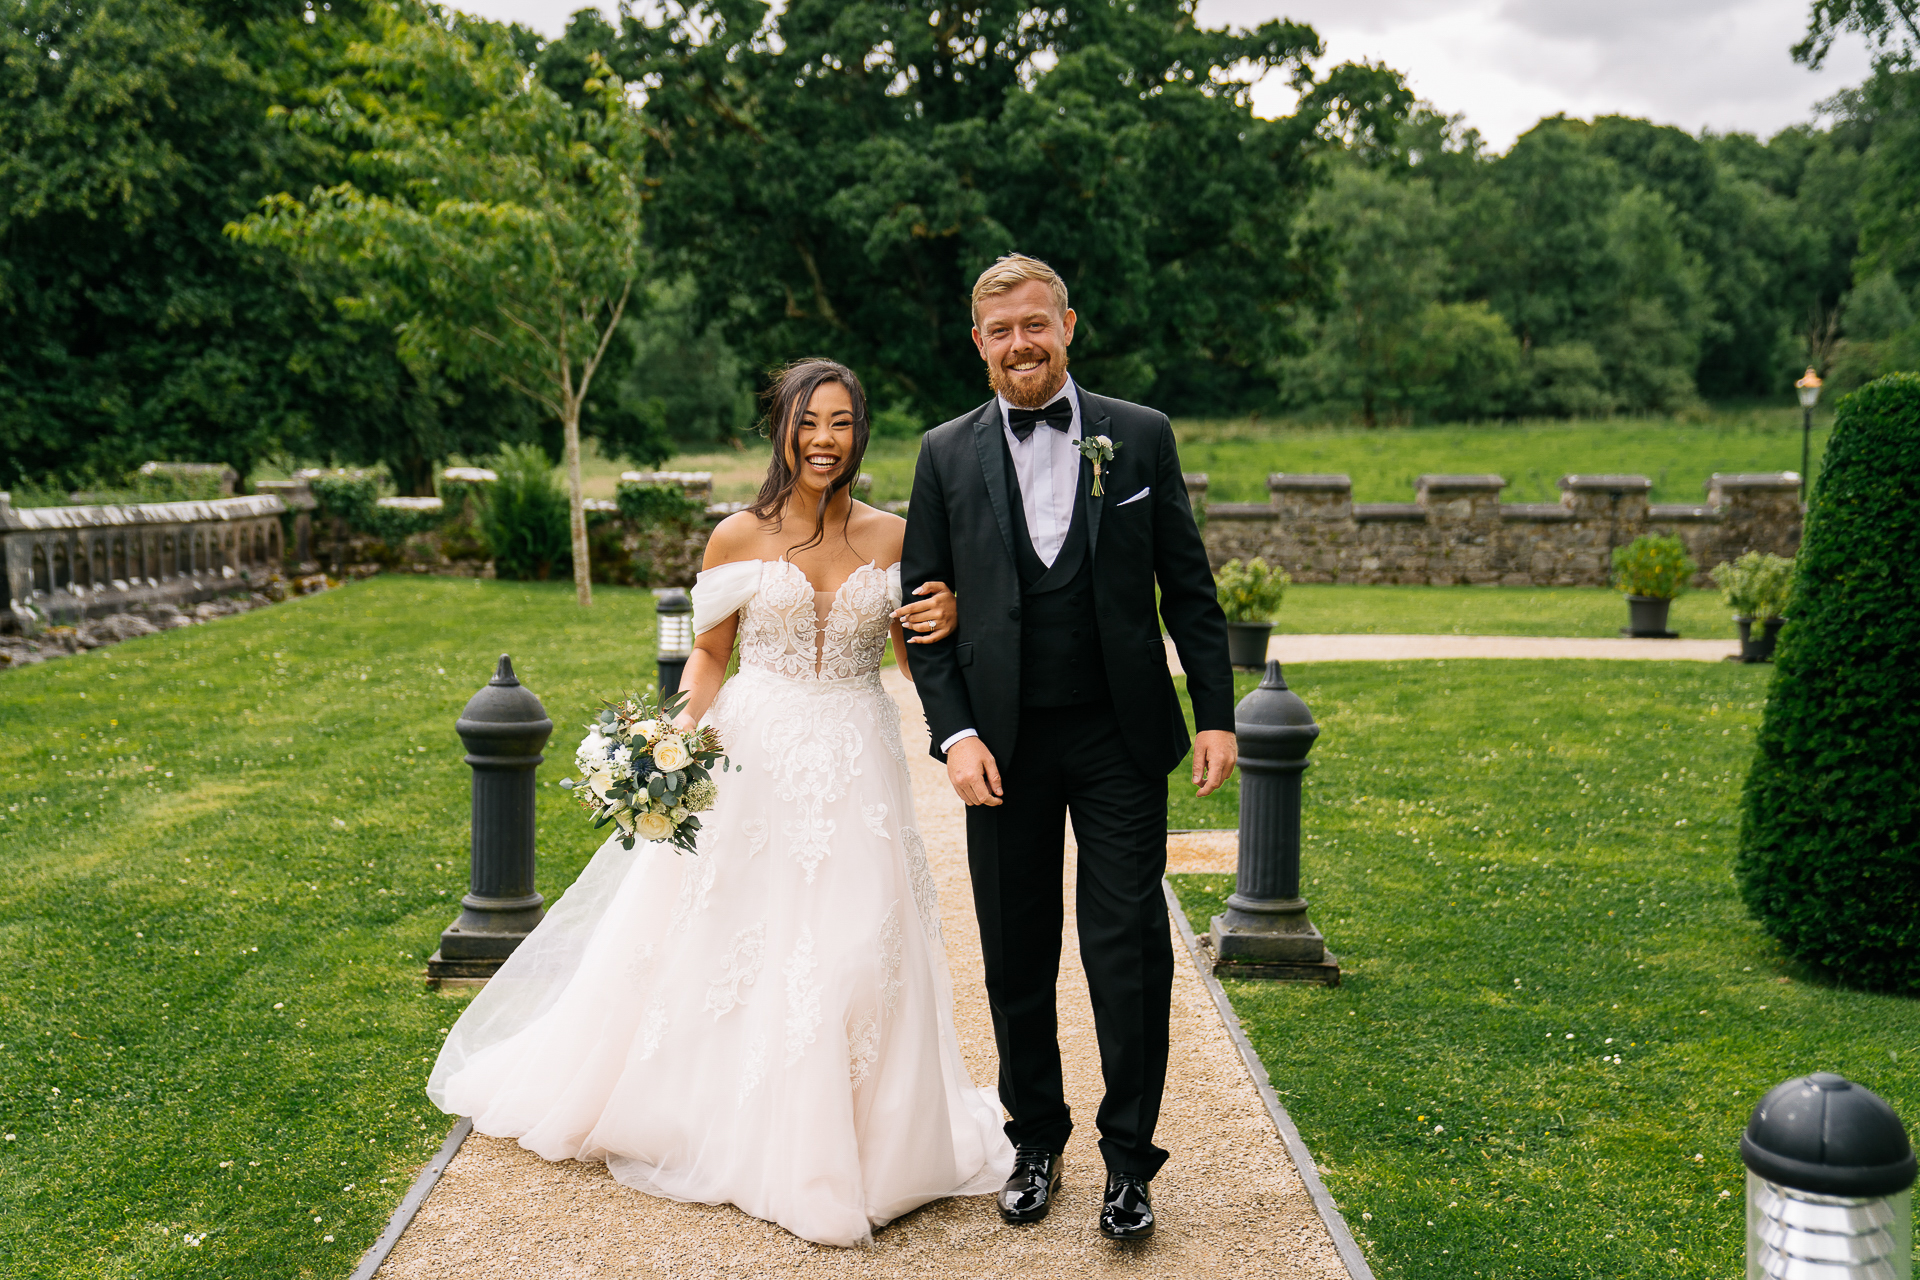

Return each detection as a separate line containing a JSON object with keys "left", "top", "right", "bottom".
{"left": 0, "top": 0, "right": 310, "bottom": 485}
{"left": 536, "top": 0, "right": 1406, "bottom": 422}
{"left": 1795, "top": 0, "right": 1920, "bottom": 70}
{"left": 237, "top": 12, "right": 648, "bottom": 606}
{"left": 1279, "top": 164, "right": 1520, "bottom": 423}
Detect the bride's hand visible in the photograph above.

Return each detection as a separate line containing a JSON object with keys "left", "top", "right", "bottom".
{"left": 671, "top": 712, "right": 697, "bottom": 733}
{"left": 893, "top": 581, "right": 957, "bottom": 644}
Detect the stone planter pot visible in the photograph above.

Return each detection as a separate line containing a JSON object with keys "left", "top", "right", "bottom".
{"left": 1737, "top": 615, "right": 1786, "bottom": 663}
{"left": 1623, "top": 594, "right": 1677, "bottom": 638}
{"left": 1226, "top": 620, "right": 1275, "bottom": 668}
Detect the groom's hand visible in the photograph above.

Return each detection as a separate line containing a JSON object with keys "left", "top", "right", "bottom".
{"left": 1192, "top": 730, "right": 1238, "bottom": 797}
{"left": 947, "top": 737, "right": 1004, "bottom": 807}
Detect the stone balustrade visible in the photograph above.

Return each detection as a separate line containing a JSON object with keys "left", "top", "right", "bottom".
{"left": 1201, "top": 471, "right": 1802, "bottom": 586}
{"left": 3, "top": 491, "right": 293, "bottom": 630}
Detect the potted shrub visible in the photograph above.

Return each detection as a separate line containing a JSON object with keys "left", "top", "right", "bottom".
{"left": 1215, "top": 557, "right": 1291, "bottom": 667}
{"left": 1611, "top": 534, "right": 1696, "bottom": 637}
{"left": 1710, "top": 551, "right": 1795, "bottom": 662}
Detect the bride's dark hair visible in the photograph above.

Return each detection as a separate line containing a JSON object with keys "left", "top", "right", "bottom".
{"left": 748, "top": 358, "right": 871, "bottom": 556}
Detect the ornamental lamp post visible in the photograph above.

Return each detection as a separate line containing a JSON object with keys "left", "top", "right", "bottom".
{"left": 427, "top": 654, "right": 553, "bottom": 982}
{"left": 654, "top": 588, "right": 693, "bottom": 697}
{"left": 1796, "top": 367, "right": 1823, "bottom": 506}
{"left": 1742, "top": 1072, "right": 1914, "bottom": 1280}
{"left": 1209, "top": 660, "right": 1339, "bottom": 983}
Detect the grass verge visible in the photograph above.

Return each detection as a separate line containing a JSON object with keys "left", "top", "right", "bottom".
{"left": 658, "top": 404, "right": 1830, "bottom": 508}
{"left": 1164, "top": 660, "right": 1919, "bottom": 1278}
{"left": 0, "top": 576, "right": 655, "bottom": 1278}
{"left": 1268, "top": 585, "right": 1736, "bottom": 639}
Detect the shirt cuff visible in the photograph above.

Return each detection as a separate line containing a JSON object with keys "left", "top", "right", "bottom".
{"left": 939, "top": 728, "right": 979, "bottom": 754}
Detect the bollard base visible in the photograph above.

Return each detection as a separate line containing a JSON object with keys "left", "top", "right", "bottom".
{"left": 1201, "top": 934, "right": 1342, "bottom": 985}
{"left": 424, "top": 949, "right": 501, "bottom": 983}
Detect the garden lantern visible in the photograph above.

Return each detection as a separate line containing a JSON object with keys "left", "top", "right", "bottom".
{"left": 427, "top": 654, "right": 553, "bottom": 981}
{"left": 654, "top": 588, "right": 693, "bottom": 697}
{"left": 1209, "top": 660, "right": 1339, "bottom": 983}
{"left": 1796, "top": 367, "right": 1823, "bottom": 505}
{"left": 1742, "top": 1072, "right": 1915, "bottom": 1280}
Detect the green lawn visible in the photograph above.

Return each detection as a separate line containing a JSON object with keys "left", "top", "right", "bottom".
{"left": 659, "top": 403, "right": 1831, "bottom": 508}
{"left": 1164, "top": 662, "right": 1920, "bottom": 1278}
{"left": 0, "top": 577, "right": 655, "bottom": 1278}
{"left": 1269, "top": 584, "right": 1737, "bottom": 639}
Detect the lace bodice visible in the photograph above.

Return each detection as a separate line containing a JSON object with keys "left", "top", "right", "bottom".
{"left": 696, "top": 559, "right": 900, "bottom": 682}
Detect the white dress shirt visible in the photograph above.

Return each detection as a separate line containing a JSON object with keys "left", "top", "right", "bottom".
{"left": 940, "top": 379, "right": 1081, "bottom": 755}
{"left": 1000, "top": 377, "right": 1082, "bottom": 568}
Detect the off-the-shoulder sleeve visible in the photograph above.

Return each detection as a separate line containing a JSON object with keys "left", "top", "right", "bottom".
{"left": 886, "top": 563, "right": 903, "bottom": 613}
{"left": 691, "top": 560, "right": 763, "bottom": 636}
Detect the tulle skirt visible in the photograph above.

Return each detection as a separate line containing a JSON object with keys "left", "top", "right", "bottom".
{"left": 427, "top": 665, "right": 1012, "bottom": 1246}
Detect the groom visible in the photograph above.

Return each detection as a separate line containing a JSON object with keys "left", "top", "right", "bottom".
{"left": 902, "top": 254, "right": 1236, "bottom": 1240}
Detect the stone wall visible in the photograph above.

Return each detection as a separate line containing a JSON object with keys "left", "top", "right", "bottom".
{"left": 1193, "top": 471, "right": 1802, "bottom": 587}
{"left": 2, "top": 491, "right": 295, "bottom": 631}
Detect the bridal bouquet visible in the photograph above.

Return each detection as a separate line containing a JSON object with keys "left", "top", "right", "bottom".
{"left": 559, "top": 692, "right": 730, "bottom": 853}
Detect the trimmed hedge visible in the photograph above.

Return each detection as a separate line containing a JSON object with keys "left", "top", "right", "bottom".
{"left": 1736, "top": 373, "right": 1920, "bottom": 992}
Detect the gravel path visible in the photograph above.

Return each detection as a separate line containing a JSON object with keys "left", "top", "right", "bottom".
{"left": 376, "top": 670, "right": 1347, "bottom": 1279}
{"left": 1165, "top": 633, "right": 1739, "bottom": 674}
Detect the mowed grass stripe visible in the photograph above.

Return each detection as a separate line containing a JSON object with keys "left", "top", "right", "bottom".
{"left": 1166, "top": 661, "right": 1920, "bottom": 1279}
{"left": 0, "top": 577, "right": 656, "bottom": 1278}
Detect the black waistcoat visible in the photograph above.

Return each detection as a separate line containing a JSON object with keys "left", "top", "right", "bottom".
{"left": 1004, "top": 436, "right": 1105, "bottom": 708}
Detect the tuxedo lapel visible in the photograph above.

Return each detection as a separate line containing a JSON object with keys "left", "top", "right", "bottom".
{"left": 970, "top": 402, "right": 1017, "bottom": 566}
{"left": 1078, "top": 387, "right": 1109, "bottom": 562}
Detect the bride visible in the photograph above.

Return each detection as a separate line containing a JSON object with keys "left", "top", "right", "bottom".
{"left": 428, "top": 358, "right": 1013, "bottom": 1246}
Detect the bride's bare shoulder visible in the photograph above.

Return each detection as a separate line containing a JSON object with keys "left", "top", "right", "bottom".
{"left": 850, "top": 503, "right": 905, "bottom": 562}
{"left": 704, "top": 510, "right": 770, "bottom": 568}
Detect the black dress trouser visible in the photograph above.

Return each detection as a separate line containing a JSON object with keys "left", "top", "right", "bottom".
{"left": 964, "top": 700, "right": 1175, "bottom": 1179}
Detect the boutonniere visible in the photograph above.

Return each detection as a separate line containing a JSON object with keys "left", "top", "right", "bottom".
{"left": 1076, "top": 434, "right": 1120, "bottom": 497}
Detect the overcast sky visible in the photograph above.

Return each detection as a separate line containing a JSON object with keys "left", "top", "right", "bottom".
{"left": 456, "top": 0, "right": 1877, "bottom": 150}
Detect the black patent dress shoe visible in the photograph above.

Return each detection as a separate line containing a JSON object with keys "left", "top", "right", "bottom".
{"left": 1098, "top": 1172, "right": 1155, "bottom": 1240}
{"left": 997, "top": 1147, "right": 1063, "bottom": 1224}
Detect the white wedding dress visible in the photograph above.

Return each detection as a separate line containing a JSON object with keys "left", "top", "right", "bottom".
{"left": 428, "top": 558, "right": 1012, "bottom": 1247}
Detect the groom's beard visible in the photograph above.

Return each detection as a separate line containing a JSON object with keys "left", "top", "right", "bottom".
{"left": 987, "top": 347, "right": 1070, "bottom": 409}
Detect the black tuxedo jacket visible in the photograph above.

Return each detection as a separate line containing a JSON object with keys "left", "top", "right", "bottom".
{"left": 901, "top": 387, "right": 1234, "bottom": 778}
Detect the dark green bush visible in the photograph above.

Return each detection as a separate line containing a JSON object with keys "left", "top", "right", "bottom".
{"left": 477, "top": 444, "right": 571, "bottom": 581}
{"left": 1736, "top": 373, "right": 1920, "bottom": 992}
{"left": 613, "top": 481, "right": 705, "bottom": 527}
{"left": 310, "top": 474, "right": 444, "bottom": 547}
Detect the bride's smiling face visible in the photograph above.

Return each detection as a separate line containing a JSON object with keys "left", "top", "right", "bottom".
{"left": 784, "top": 380, "right": 857, "bottom": 498}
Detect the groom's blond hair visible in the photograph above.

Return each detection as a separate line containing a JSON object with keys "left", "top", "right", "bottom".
{"left": 970, "top": 254, "right": 1070, "bottom": 325}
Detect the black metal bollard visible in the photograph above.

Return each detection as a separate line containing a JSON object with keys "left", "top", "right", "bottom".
{"left": 1209, "top": 660, "right": 1340, "bottom": 983}
{"left": 426, "top": 654, "right": 554, "bottom": 982}
{"left": 654, "top": 588, "right": 692, "bottom": 698}
{"left": 1742, "top": 1073, "right": 1915, "bottom": 1279}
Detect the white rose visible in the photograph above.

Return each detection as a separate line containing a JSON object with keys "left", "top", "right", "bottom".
{"left": 1095, "top": 434, "right": 1112, "bottom": 448}
{"left": 635, "top": 810, "right": 675, "bottom": 842}
{"left": 671, "top": 806, "right": 690, "bottom": 824}
{"left": 652, "top": 735, "right": 691, "bottom": 772}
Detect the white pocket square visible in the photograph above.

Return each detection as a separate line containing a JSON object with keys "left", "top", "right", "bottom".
{"left": 1116, "top": 486, "right": 1151, "bottom": 507}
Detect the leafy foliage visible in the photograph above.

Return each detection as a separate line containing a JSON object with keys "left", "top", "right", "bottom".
{"left": 1213, "top": 556, "right": 1291, "bottom": 623}
{"left": 309, "top": 474, "right": 445, "bottom": 547}
{"left": 233, "top": 8, "right": 652, "bottom": 601}
{"left": 1611, "top": 534, "right": 1696, "bottom": 599}
{"left": 1711, "top": 551, "right": 1796, "bottom": 619}
{"left": 476, "top": 444, "right": 571, "bottom": 582}
{"left": 1737, "top": 372, "right": 1920, "bottom": 992}
{"left": 538, "top": 0, "right": 1406, "bottom": 421}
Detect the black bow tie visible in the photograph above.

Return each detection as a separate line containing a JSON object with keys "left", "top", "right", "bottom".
{"left": 1007, "top": 400, "right": 1073, "bottom": 442}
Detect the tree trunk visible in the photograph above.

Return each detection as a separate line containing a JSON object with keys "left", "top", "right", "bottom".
{"left": 563, "top": 403, "right": 592, "bottom": 607}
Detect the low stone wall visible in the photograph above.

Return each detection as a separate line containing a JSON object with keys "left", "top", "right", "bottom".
{"left": 2, "top": 491, "right": 297, "bottom": 631}
{"left": 1194, "top": 472, "right": 1802, "bottom": 587}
